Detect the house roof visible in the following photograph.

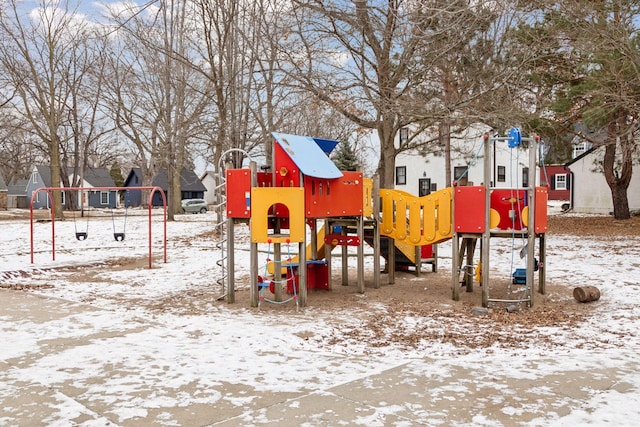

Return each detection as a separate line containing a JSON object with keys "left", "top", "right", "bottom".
{"left": 564, "top": 147, "right": 598, "bottom": 167}
{"left": 8, "top": 179, "right": 27, "bottom": 195}
{"left": 152, "top": 169, "right": 207, "bottom": 192}
{"left": 34, "top": 165, "right": 116, "bottom": 188}
{"left": 200, "top": 170, "right": 216, "bottom": 180}
{"left": 124, "top": 168, "right": 142, "bottom": 186}
{"left": 82, "top": 167, "right": 116, "bottom": 187}
{"left": 35, "top": 165, "right": 54, "bottom": 187}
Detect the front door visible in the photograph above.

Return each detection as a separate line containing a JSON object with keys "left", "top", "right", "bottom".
{"left": 418, "top": 178, "right": 431, "bottom": 196}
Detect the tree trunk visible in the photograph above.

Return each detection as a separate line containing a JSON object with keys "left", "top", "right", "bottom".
{"left": 603, "top": 132, "right": 633, "bottom": 220}
{"left": 610, "top": 183, "right": 630, "bottom": 220}
{"left": 573, "top": 286, "right": 600, "bottom": 303}
{"left": 377, "top": 125, "right": 396, "bottom": 189}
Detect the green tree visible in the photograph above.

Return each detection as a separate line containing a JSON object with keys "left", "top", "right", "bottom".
{"left": 110, "top": 163, "right": 125, "bottom": 188}
{"left": 515, "top": 1, "right": 640, "bottom": 219}
{"left": 332, "top": 139, "right": 360, "bottom": 171}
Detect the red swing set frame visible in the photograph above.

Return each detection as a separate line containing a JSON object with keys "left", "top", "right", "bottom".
{"left": 29, "top": 186, "right": 167, "bottom": 269}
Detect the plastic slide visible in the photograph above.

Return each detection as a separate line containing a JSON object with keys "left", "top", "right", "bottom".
{"left": 267, "top": 224, "right": 331, "bottom": 275}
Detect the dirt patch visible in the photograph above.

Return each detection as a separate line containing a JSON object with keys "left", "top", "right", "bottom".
{"left": 547, "top": 213, "right": 640, "bottom": 236}
{"left": 9, "top": 212, "right": 636, "bottom": 351}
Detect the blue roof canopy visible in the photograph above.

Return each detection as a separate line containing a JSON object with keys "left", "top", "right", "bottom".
{"left": 312, "top": 138, "right": 340, "bottom": 155}
{"left": 272, "top": 132, "right": 343, "bottom": 179}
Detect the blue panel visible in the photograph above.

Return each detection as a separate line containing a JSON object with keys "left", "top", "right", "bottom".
{"left": 312, "top": 137, "right": 340, "bottom": 155}
{"left": 272, "top": 132, "right": 343, "bottom": 179}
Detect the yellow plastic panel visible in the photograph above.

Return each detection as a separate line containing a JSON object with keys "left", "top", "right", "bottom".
{"left": 363, "top": 178, "right": 373, "bottom": 217}
{"left": 379, "top": 187, "right": 453, "bottom": 246}
{"left": 490, "top": 208, "right": 501, "bottom": 229}
{"left": 251, "top": 187, "right": 305, "bottom": 243}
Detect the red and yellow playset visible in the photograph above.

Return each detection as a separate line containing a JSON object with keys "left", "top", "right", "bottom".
{"left": 224, "top": 130, "right": 548, "bottom": 308}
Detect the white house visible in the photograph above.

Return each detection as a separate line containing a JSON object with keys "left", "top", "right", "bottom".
{"left": 566, "top": 146, "right": 640, "bottom": 215}
{"left": 200, "top": 170, "right": 219, "bottom": 205}
{"left": 394, "top": 123, "right": 538, "bottom": 195}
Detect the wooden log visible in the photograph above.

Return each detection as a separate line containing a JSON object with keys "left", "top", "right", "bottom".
{"left": 573, "top": 286, "right": 601, "bottom": 303}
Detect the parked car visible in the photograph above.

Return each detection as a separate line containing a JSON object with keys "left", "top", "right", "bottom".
{"left": 181, "top": 199, "right": 208, "bottom": 214}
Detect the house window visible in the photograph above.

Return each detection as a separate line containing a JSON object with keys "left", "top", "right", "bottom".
{"left": 100, "top": 192, "right": 109, "bottom": 205}
{"left": 555, "top": 174, "right": 567, "bottom": 190}
{"left": 418, "top": 178, "right": 431, "bottom": 196}
{"left": 399, "top": 128, "right": 409, "bottom": 143}
{"left": 454, "top": 166, "right": 468, "bottom": 186}
{"left": 572, "top": 141, "right": 592, "bottom": 159}
{"left": 32, "top": 172, "right": 38, "bottom": 184}
{"left": 430, "top": 183, "right": 437, "bottom": 192}
{"left": 497, "top": 166, "right": 506, "bottom": 182}
{"left": 395, "top": 166, "right": 407, "bottom": 185}
{"left": 522, "top": 167, "right": 529, "bottom": 188}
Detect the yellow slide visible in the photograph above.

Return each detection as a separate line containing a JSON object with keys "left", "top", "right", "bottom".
{"left": 267, "top": 224, "right": 331, "bottom": 275}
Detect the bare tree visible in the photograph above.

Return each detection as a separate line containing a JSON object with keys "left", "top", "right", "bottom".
{"left": 0, "top": 117, "right": 44, "bottom": 184}
{"left": 0, "top": 0, "right": 93, "bottom": 217}
{"left": 283, "top": 0, "right": 433, "bottom": 188}
{"left": 104, "top": 1, "right": 215, "bottom": 218}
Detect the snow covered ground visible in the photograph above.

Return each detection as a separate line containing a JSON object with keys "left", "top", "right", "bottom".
{"left": 1, "top": 207, "right": 639, "bottom": 426}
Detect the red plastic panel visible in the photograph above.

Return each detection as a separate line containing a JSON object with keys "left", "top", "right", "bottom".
{"left": 305, "top": 171, "right": 363, "bottom": 218}
{"left": 226, "top": 169, "right": 251, "bottom": 218}
{"left": 490, "top": 189, "right": 527, "bottom": 231}
{"left": 324, "top": 234, "right": 361, "bottom": 246}
{"left": 274, "top": 142, "right": 301, "bottom": 187}
{"left": 421, "top": 244, "right": 434, "bottom": 259}
{"left": 256, "top": 172, "right": 272, "bottom": 187}
{"left": 454, "top": 186, "right": 486, "bottom": 233}
{"left": 286, "top": 262, "right": 329, "bottom": 293}
{"left": 535, "top": 186, "right": 548, "bottom": 233}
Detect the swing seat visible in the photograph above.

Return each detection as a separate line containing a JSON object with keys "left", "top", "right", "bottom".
{"left": 113, "top": 233, "right": 125, "bottom": 242}
{"left": 512, "top": 268, "right": 527, "bottom": 284}
{"left": 75, "top": 232, "right": 88, "bottom": 241}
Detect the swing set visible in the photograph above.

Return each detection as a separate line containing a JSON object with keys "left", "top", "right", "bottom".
{"left": 30, "top": 186, "right": 168, "bottom": 269}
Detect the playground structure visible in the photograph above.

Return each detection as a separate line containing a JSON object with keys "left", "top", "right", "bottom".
{"left": 29, "top": 186, "right": 168, "bottom": 269}
{"left": 223, "top": 129, "right": 547, "bottom": 308}
{"left": 451, "top": 131, "right": 547, "bottom": 307}
{"left": 224, "top": 133, "right": 450, "bottom": 307}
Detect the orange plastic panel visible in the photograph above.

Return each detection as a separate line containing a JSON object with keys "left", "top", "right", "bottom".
{"left": 305, "top": 171, "right": 363, "bottom": 218}
{"left": 535, "top": 186, "right": 548, "bottom": 233}
{"left": 454, "top": 186, "right": 486, "bottom": 233}
{"left": 226, "top": 169, "right": 252, "bottom": 218}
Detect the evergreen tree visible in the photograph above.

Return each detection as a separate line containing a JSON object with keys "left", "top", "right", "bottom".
{"left": 332, "top": 140, "right": 360, "bottom": 171}
{"left": 110, "top": 163, "right": 125, "bottom": 187}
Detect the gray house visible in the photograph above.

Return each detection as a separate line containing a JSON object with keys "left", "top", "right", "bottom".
{"left": 123, "top": 168, "right": 206, "bottom": 207}
{"left": 7, "top": 179, "right": 27, "bottom": 209}
{"left": 27, "top": 165, "right": 117, "bottom": 210}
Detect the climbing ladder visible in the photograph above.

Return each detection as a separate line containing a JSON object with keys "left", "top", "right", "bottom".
{"left": 214, "top": 167, "right": 228, "bottom": 301}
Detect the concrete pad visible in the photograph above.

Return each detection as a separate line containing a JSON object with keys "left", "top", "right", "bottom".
{"left": 2, "top": 290, "right": 639, "bottom": 426}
